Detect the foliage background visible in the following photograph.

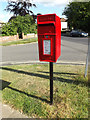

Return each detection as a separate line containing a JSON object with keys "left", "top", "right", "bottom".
{"left": 2, "top": 15, "right": 37, "bottom": 36}
{"left": 63, "top": 2, "right": 90, "bottom": 33}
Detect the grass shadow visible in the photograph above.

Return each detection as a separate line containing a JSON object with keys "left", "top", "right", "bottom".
{"left": 38, "top": 71, "right": 88, "bottom": 86}
{"left": 1, "top": 79, "right": 49, "bottom": 103}
{"left": 1, "top": 67, "right": 49, "bottom": 79}
{"left": 38, "top": 71, "right": 78, "bottom": 75}
{"left": 0, "top": 67, "right": 88, "bottom": 87}
{"left": 0, "top": 79, "right": 11, "bottom": 90}
{"left": 7, "top": 86, "right": 50, "bottom": 104}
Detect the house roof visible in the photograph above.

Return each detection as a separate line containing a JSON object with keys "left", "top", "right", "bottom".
{"left": 0, "top": 20, "right": 4, "bottom": 23}
{"left": 60, "top": 18, "right": 67, "bottom": 22}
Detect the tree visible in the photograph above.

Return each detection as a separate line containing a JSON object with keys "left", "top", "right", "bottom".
{"left": 2, "top": 15, "right": 37, "bottom": 37}
{"left": 63, "top": 2, "right": 90, "bottom": 33}
{"left": 5, "top": 0, "right": 36, "bottom": 16}
{"left": 2, "top": 21, "right": 17, "bottom": 36}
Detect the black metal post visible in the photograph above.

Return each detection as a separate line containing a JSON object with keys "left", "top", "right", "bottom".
{"left": 50, "top": 62, "right": 53, "bottom": 105}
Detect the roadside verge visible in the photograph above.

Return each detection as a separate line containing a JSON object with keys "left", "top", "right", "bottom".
{"left": 1, "top": 64, "right": 88, "bottom": 118}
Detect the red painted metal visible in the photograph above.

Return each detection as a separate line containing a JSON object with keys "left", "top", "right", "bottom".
{"left": 37, "top": 13, "right": 61, "bottom": 62}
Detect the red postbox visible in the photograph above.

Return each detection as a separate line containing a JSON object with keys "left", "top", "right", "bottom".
{"left": 37, "top": 13, "right": 61, "bottom": 62}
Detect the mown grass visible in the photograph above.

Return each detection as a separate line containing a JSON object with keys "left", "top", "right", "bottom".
{"left": 0, "top": 64, "right": 88, "bottom": 118}
{"left": 0, "top": 37, "right": 38, "bottom": 46}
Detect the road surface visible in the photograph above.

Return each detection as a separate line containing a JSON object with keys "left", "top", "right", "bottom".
{"left": 2, "top": 36, "right": 88, "bottom": 65}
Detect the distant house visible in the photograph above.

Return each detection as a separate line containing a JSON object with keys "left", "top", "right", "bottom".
{"left": 0, "top": 20, "right": 4, "bottom": 28}
{"left": 60, "top": 18, "right": 68, "bottom": 31}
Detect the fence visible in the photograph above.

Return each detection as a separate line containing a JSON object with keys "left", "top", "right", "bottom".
{"left": 0, "top": 34, "right": 19, "bottom": 42}
{"left": 0, "top": 33, "right": 37, "bottom": 42}
{"left": 22, "top": 33, "right": 37, "bottom": 39}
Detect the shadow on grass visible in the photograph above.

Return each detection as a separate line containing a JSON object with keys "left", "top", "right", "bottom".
{"left": 38, "top": 71, "right": 78, "bottom": 75}
{"left": 1, "top": 79, "right": 50, "bottom": 104}
{"left": 0, "top": 67, "right": 88, "bottom": 86}
{"left": 38, "top": 71, "right": 88, "bottom": 86}
{"left": 0, "top": 79, "right": 11, "bottom": 90}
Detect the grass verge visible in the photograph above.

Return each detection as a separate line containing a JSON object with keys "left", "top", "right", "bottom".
{"left": 0, "top": 37, "right": 38, "bottom": 46}
{"left": 0, "top": 64, "right": 88, "bottom": 118}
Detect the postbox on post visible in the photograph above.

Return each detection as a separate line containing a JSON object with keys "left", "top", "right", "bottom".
{"left": 37, "top": 14, "right": 61, "bottom": 62}
{"left": 37, "top": 14, "right": 61, "bottom": 104}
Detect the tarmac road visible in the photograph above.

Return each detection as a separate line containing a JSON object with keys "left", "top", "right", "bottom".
{"left": 2, "top": 36, "right": 88, "bottom": 65}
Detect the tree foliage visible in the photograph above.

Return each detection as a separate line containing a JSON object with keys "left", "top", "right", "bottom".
{"left": 2, "top": 22, "right": 17, "bottom": 36}
{"left": 63, "top": 2, "right": 90, "bottom": 32}
{"left": 2, "top": 15, "right": 37, "bottom": 36}
{"left": 5, "top": 0, "right": 36, "bottom": 16}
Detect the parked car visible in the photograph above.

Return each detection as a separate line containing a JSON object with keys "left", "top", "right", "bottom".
{"left": 70, "top": 30, "right": 88, "bottom": 37}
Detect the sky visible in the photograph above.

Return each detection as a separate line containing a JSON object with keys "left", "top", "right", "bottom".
{"left": 0, "top": 0, "right": 73, "bottom": 23}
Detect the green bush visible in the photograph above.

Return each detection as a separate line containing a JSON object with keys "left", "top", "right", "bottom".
{"left": 2, "top": 22, "right": 17, "bottom": 36}
{"left": 2, "top": 15, "right": 37, "bottom": 36}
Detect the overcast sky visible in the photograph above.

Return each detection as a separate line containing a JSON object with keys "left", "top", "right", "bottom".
{"left": 0, "top": 0, "right": 73, "bottom": 22}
